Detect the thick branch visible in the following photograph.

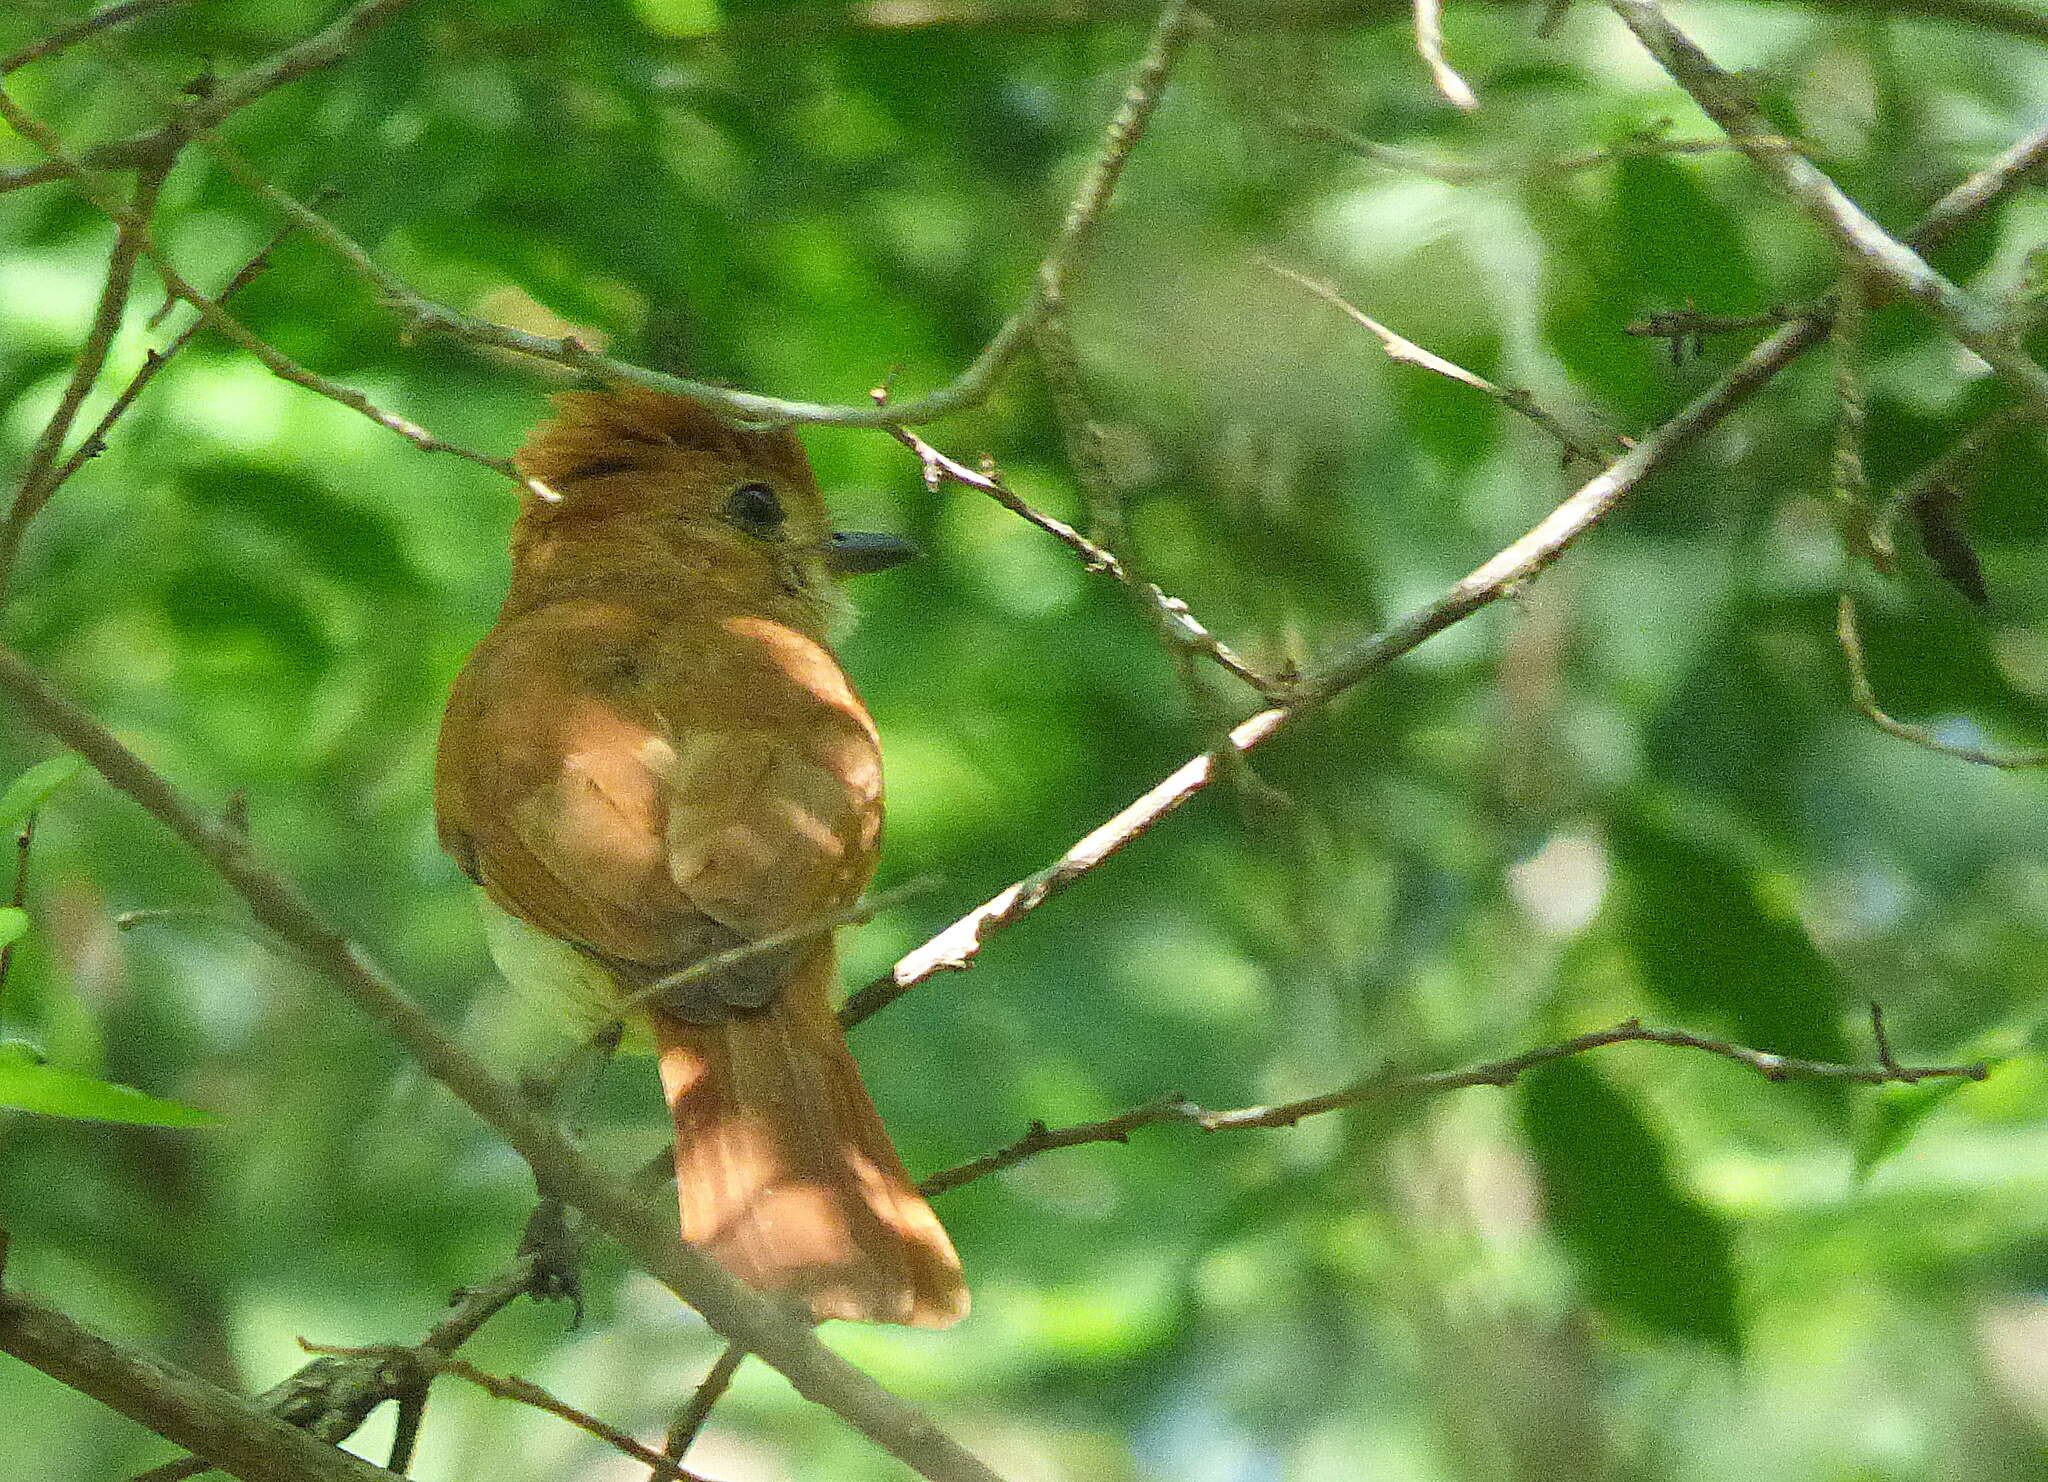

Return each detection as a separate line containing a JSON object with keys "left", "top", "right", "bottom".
{"left": 0, "top": 646, "right": 1006, "bottom": 1482}
{"left": 0, "top": 1285, "right": 397, "bottom": 1482}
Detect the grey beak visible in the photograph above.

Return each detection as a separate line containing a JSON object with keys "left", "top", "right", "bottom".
{"left": 826, "top": 530, "right": 919, "bottom": 576}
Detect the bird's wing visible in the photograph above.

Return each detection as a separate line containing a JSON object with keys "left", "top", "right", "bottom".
{"left": 436, "top": 604, "right": 882, "bottom": 1018}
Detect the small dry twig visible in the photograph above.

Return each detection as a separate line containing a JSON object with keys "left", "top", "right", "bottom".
{"left": 1413, "top": 0, "right": 1478, "bottom": 109}
{"left": 1267, "top": 259, "right": 1622, "bottom": 467}
{"left": 657, "top": 1342, "right": 748, "bottom": 1478}
{"left": 1834, "top": 595, "right": 2048, "bottom": 768}
{"left": 920, "top": 1015, "right": 1992, "bottom": 1193}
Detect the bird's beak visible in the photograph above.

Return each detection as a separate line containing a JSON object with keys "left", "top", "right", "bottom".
{"left": 825, "top": 530, "right": 919, "bottom": 576}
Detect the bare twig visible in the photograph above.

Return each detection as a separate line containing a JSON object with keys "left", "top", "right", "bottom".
{"left": 1031, "top": 307, "right": 1126, "bottom": 552}
{"left": 46, "top": 218, "right": 303, "bottom": 496}
{"left": 1279, "top": 110, "right": 1791, "bottom": 183}
{"left": 1834, "top": 595, "right": 2048, "bottom": 768}
{"left": 1828, "top": 266, "right": 1890, "bottom": 572}
{"left": 885, "top": 422, "right": 1289, "bottom": 700}
{"left": 0, "top": 154, "right": 170, "bottom": 601}
{"left": 1028, "top": 306, "right": 1271, "bottom": 776}
{"left": 918, "top": 1018, "right": 1991, "bottom": 1193}
{"left": 0, "top": 642, "right": 1008, "bottom": 1482}
{"left": 1, "top": 0, "right": 186, "bottom": 74}
{"left": 1413, "top": 0, "right": 1477, "bottom": 109}
{"left": 1624, "top": 304, "right": 1804, "bottom": 342}
{"left": 851, "top": 122, "right": 2048, "bottom": 1022}
{"left": 659, "top": 1343, "right": 748, "bottom": 1477}
{"left": 0, "top": 84, "right": 551, "bottom": 500}
{"left": 121, "top": 1, "right": 1201, "bottom": 430}
{"left": 0, "top": 0, "right": 412, "bottom": 193}
{"left": 1609, "top": 0, "right": 2048, "bottom": 423}
{"left": 621, "top": 877, "right": 937, "bottom": 1013}
{"left": 130, "top": 1203, "right": 594, "bottom": 1482}
{"left": 1266, "top": 259, "right": 1622, "bottom": 467}
{"left": 299, "top": 1342, "right": 707, "bottom": 1482}
{"left": 662, "top": 0, "right": 2048, "bottom": 44}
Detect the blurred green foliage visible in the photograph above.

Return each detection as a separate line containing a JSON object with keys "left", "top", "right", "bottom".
{"left": 3, "top": 1, "right": 2048, "bottom": 1479}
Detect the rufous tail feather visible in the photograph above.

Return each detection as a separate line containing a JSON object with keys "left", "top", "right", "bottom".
{"left": 652, "top": 948, "right": 967, "bottom": 1327}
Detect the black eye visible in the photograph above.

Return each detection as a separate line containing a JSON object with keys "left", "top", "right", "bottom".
{"left": 724, "top": 482, "right": 785, "bottom": 537}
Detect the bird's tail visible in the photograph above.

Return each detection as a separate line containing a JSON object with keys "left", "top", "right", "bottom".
{"left": 651, "top": 947, "right": 967, "bottom": 1327}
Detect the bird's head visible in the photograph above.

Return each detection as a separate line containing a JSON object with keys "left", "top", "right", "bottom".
{"left": 510, "top": 388, "right": 914, "bottom": 626}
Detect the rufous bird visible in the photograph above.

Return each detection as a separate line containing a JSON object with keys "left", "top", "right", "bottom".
{"left": 434, "top": 387, "right": 966, "bottom": 1327}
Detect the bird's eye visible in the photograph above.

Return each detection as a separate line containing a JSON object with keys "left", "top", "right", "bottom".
{"left": 724, "top": 482, "right": 785, "bottom": 537}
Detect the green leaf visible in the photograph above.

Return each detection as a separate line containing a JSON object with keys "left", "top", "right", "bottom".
{"left": 1854, "top": 1078, "right": 1972, "bottom": 1179}
{"left": 0, "top": 907, "right": 26, "bottom": 949}
{"left": 0, "top": 1044, "right": 219, "bottom": 1127}
{"left": 1606, "top": 810, "right": 1854, "bottom": 1125}
{"left": 0, "top": 755, "right": 83, "bottom": 831}
{"left": 1520, "top": 1059, "right": 1742, "bottom": 1355}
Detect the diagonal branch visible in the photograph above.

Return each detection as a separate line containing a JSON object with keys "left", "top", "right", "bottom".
{"left": 0, "top": 0, "right": 412, "bottom": 192}
{"left": 126, "top": 0, "right": 1205, "bottom": 429}
{"left": 0, "top": 645, "right": 1008, "bottom": 1482}
{"left": 1834, "top": 595, "right": 2048, "bottom": 768}
{"left": 0, "top": 153, "right": 170, "bottom": 601}
{"left": 0, "top": 1285, "right": 397, "bottom": 1482}
{"left": 1, "top": 0, "right": 187, "bottom": 75}
{"left": 1265, "top": 258, "right": 1622, "bottom": 467}
{"left": 1608, "top": 0, "right": 2048, "bottom": 422}
{"left": 850, "top": 119, "right": 2048, "bottom": 1022}
{"left": 0, "top": 85, "right": 551, "bottom": 500}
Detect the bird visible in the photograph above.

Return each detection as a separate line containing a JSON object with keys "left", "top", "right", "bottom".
{"left": 433, "top": 386, "right": 967, "bottom": 1327}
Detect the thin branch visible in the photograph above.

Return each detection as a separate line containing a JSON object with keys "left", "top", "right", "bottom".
{"left": 658, "top": 1343, "right": 748, "bottom": 1478}
{"left": 620, "top": 877, "right": 936, "bottom": 1013}
{"left": 1624, "top": 304, "right": 1804, "bottom": 343}
{"left": 1029, "top": 306, "right": 1273, "bottom": 775}
{"left": 674, "top": 0, "right": 2048, "bottom": 46}
{"left": 131, "top": 1201, "right": 591, "bottom": 1482}
{"left": 918, "top": 1017, "right": 1992, "bottom": 1194}
{"left": 1031, "top": 307, "right": 1126, "bottom": 552}
{"left": 0, "top": 642, "right": 1008, "bottom": 1482}
{"left": 1835, "top": 595, "right": 2048, "bottom": 768}
{"left": 1, "top": 0, "right": 186, "bottom": 74}
{"left": 1879, "top": 405, "right": 2029, "bottom": 553}
{"left": 0, "top": 85, "right": 551, "bottom": 500}
{"left": 0, "top": 154, "right": 170, "bottom": 601}
{"left": 1279, "top": 110, "right": 1798, "bottom": 183}
{"left": 299, "top": 1343, "right": 707, "bottom": 1482}
{"left": 1608, "top": 0, "right": 2048, "bottom": 423}
{"left": 885, "top": 422, "right": 1290, "bottom": 700}
{"left": 851, "top": 122, "right": 2048, "bottom": 1023}
{"left": 130, "top": 1, "right": 1202, "bottom": 430}
{"left": 1413, "top": 0, "right": 1477, "bottom": 109}
{"left": 1266, "top": 259, "right": 1622, "bottom": 467}
{"left": 1827, "top": 265, "right": 1890, "bottom": 572}
{"left": 0, "top": 0, "right": 412, "bottom": 193}
{"left": 46, "top": 218, "right": 303, "bottom": 495}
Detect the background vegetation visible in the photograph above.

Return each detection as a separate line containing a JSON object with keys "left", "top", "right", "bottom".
{"left": 3, "top": 0, "right": 2047, "bottom": 1478}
